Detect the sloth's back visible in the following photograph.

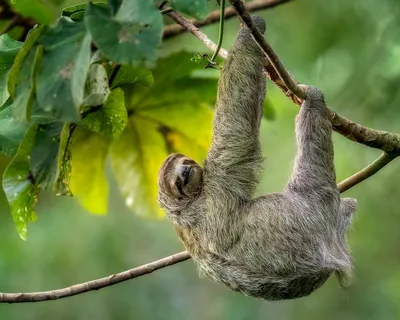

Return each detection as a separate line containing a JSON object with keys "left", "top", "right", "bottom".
{"left": 195, "top": 191, "right": 351, "bottom": 300}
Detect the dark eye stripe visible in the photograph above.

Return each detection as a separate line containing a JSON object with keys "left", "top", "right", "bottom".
{"left": 175, "top": 178, "right": 183, "bottom": 195}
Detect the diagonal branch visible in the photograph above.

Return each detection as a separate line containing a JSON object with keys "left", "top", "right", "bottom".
{"left": 229, "top": 0, "right": 305, "bottom": 99}
{"left": 168, "top": 8, "right": 400, "bottom": 155}
{"left": 337, "top": 153, "right": 397, "bottom": 193}
{"left": 1, "top": 0, "right": 399, "bottom": 305}
{"left": 2, "top": 151, "right": 395, "bottom": 303}
{"left": 163, "top": 0, "right": 292, "bottom": 39}
{"left": 0, "top": 251, "right": 191, "bottom": 303}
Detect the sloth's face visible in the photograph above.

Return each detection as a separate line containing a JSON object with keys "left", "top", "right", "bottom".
{"left": 158, "top": 153, "right": 203, "bottom": 208}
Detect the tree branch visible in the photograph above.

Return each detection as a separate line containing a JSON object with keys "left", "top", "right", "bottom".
{"left": 167, "top": 11, "right": 229, "bottom": 58}
{"left": 338, "top": 153, "right": 397, "bottom": 193}
{"left": 229, "top": 0, "right": 305, "bottom": 99}
{"left": 163, "top": 0, "right": 292, "bottom": 39}
{"left": 168, "top": 6, "right": 400, "bottom": 154}
{"left": 2, "top": 0, "right": 399, "bottom": 305}
{"left": 4, "top": 150, "right": 396, "bottom": 304}
{"left": 0, "top": 251, "right": 191, "bottom": 303}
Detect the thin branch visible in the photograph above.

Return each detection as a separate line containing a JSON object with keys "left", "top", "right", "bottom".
{"left": 163, "top": 0, "right": 292, "bottom": 39}
{"left": 168, "top": 9, "right": 400, "bottom": 154}
{"left": 338, "top": 153, "right": 397, "bottom": 193}
{"left": 3, "top": 149, "right": 396, "bottom": 303}
{"left": 167, "top": 11, "right": 229, "bottom": 58}
{"left": 3, "top": 151, "right": 396, "bottom": 303}
{"left": 230, "top": 0, "right": 305, "bottom": 98}
{"left": 2, "top": 0, "right": 400, "bottom": 305}
{"left": 0, "top": 251, "right": 191, "bottom": 303}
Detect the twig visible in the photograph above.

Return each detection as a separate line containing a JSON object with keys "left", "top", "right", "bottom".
{"left": 0, "top": 251, "right": 191, "bottom": 303}
{"left": 2, "top": 0, "right": 399, "bottom": 305}
{"left": 163, "top": 0, "right": 292, "bottom": 39}
{"left": 338, "top": 153, "right": 397, "bottom": 193}
{"left": 167, "top": 11, "right": 229, "bottom": 58}
{"left": 230, "top": 0, "right": 304, "bottom": 98}
{"left": 3, "top": 150, "right": 396, "bottom": 303}
{"left": 168, "top": 9, "right": 400, "bottom": 154}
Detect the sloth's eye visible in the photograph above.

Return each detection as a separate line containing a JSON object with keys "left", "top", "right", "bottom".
{"left": 182, "top": 167, "right": 189, "bottom": 177}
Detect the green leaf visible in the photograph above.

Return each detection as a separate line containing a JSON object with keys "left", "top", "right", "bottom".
{"left": 8, "top": 25, "right": 44, "bottom": 99}
{"left": 124, "top": 52, "right": 218, "bottom": 111}
{"left": 108, "top": 0, "right": 123, "bottom": 15}
{"left": 111, "top": 65, "right": 154, "bottom": 89}
{"left": 30, "top": 122, "right": 64, "bottom": 191}
{"left": 10, "top": 45, "right": 43, "bottom": 122}
{"left": 61, "top": 3, "right": 87, "bottom": 17}
{"left": 62, "top": 2, "right": 109, "bottom": 21}
{"left": 125, "top": 52, "right": 216, "bottom": 150}
{"left": 70, "top": 127, "right": 109, "bottom": 215}
{"left": 0, "top": 34, "right": 23, "bottom": 107}
{"left": 110, "top": 52, "right": 216, "bottom": 217}
{"left": 81, "top": 88, "right": 127, "bottom": 139}
{"left": 35, "top": 19, "right": 89, "bottom": 122}
{"left": 10, "top": 0, "right": 54, "bottom": 25}
{"left": 170, "top": 0, "right": 209, "bottom": 20}
{"left": 110, "top": 117, "right": 167, "bottom": 218}
{"left": 3, "top": 125, "right": 40, "bottom": 241}
{"left": 72, "top": 33, "right": 92, "bottom": 109}
{"left": 85, "top": 2, "right": 162, "bottom": 67}
{"left": 0, "top": 101, "right": 28, "bottom": 156}
{"left": 83, "top": 63, "right": 110, "bottom": 106}
{"left": 53, "top": 124, "right": 73, "bottom": 196}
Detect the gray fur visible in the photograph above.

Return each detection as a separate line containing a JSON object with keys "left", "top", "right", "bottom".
{"left": 158, "top": 16, "right": 357, "bottom": 301}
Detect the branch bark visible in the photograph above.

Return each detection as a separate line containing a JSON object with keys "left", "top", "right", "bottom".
{"left": 337, "top": 153, "right": 396, "bottom": 193}
{"left": 2, "top": 0, "right": 399, "bottom": 305}
{"left": 168, "top": 6, "right": 400, "bottom": 154}
{"left": 0, "top": 251, "right": 191, "bottom": 303}
{"left": 163, "top": 0, "right": 292, "bottom": 39}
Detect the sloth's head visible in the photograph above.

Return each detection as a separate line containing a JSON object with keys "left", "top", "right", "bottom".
{"left": 158, "top": 153, "right": 203, "bottom": 215}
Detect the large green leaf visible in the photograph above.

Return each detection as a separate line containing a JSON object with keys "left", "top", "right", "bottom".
{"left": 110, "top": 117, "right": 167, "bottom": 218}
{"left": 70, "top": 127, "right": 109, "bottom": 215}
{"left": 81, "top": 88, "right": 127, "bottom": 139}
{"left": 3, "top": 125, "right": 40, "bottom": 240}
{"left": 35, "top": 19, "right": 90, "bottom": 122}
{"left": 71, "top": 33, "right": 92, "bottom": 110}
{"left": 0, "top": 35, "right": 23, "bottom": 107}
{"left": 0, "top": 102, "right": 28, "bottom": 156}
{"left": 84, "top": 2, "right": 162, "bottom": 67}
{"left": 111, "top": 52, "right": 216, "bottom": 217}
{"left": 53, "top": 124, "right": 73, "bottom": 196}
{"left": 8, "top": 26, "right": 44, "bottom": 98}
{"left": 110, "top": 65, "right": 154, "bottom": 89}
{"left": 8, "top": 26, "right": 44, "bottom": 122}
{"left": 170, "top": 0, "right": 209, "bottom": 20}
{"left": 29, "top": 122, "right": 64, "bottom": 191}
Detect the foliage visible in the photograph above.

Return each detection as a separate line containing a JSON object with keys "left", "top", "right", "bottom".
{"left": 0, "top": 0, "right": 221, "bottom": 239}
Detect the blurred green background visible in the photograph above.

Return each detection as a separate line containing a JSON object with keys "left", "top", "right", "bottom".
{"left": 1, "top": 0, "right": 400, "bottom": 319}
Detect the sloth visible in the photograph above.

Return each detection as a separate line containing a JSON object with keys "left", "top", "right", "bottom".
{"left": 158, "top": 16, "right": 357, "bottom": 301}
